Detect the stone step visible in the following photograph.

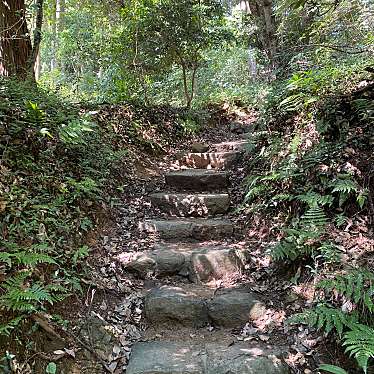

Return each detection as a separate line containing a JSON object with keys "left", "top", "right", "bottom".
{"left": 211, "top": 139, "right": 249, "bottom": 152}
{"left": 165, "top": 169, "right": 228, "bottom": 191}
{"left": 149, "top": 192, "right": 230, "bottom": 217}
{"left": 127, "top": 341, "right": 289, "bottom": 374}
{"left": 178, "top": 151, "right": 240, "bottom": 170}
{"left": 144, "top": 285, "right": 266, "bottom": 328}
{"left": 122, "top": 243, "right": 248, "bottom": 282}
{"left": 139, "top": 218, "right": 233, "bottom": 240}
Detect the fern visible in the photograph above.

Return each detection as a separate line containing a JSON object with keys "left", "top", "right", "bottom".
{"left": 271, "top": 240, "right": 299, "bottom": 261}
{"left": 319, "top": 364, "right": 349, "bottom": 374}
{"left": 296, "top": 191, "right": 334, "bottom": 208}
{"left": 317, "top": 242, "right": 343, "bottom": 263}
{"left": 0, "top": 315, "right": 25, "bottom": 337}
{"left": 335, "top": 213, "right": 348, "bottom": 227}
{"left": 328, "top": 176, "right": 359, "bottom": 207}
{"left": 0, "top": 272, "right": 56, "bottom": 312}
{"left": 289, "top": 304, "right": 358, "bottom": 337}
{"left": 343, "top": 324, "right": 374, "bottom": 373}
{"left": 317, "top": 270, "right": 374, "bottom": 313}
{"left": 270, "top": 227, "right": 321, "bottom": 261}
{"left": 301, "top": 206, "right": 328, "bottom": 227}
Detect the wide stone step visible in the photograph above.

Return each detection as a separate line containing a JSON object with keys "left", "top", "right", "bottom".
{"left": 139, "top": 218, "right": 233, "bottom": 240}
{"left": 211, "top": 140, "right": 249, "bottom": 152}
{"left": 122, "top": 243, "right": 248, "bottom": 282}
{"left": 165, "top": 169, "right": 228, "bottom": 190}
{"left": 178, "top": 151, "right": 240, "bottom": 170}
{"left": 144, "top": 285, "right": 265, "bottom": 328}
{"left": 149, "top": 192, "right": 230, "bottom": 217}
{"left": 127, "top": 342, "right": 289, "bottom": 374}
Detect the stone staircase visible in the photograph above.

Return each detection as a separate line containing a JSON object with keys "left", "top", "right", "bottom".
{"left": 125, "top": 140, "right": 290, "bottom": 374}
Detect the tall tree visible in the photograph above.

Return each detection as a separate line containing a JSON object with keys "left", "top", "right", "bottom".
{"left": 29, "top": 0, "right": 44, "bottom": 79}
{"left": 0, "top": 0, "right": 33, "bottom": 79}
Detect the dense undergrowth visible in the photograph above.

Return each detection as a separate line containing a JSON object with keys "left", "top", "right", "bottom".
{"left": 0, "top": 78, "right": 201, "bottom": 345}
{"left": 244, "top": 56, "right": 374, "bottom": 372}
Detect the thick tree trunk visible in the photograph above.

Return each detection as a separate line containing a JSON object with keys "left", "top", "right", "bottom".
{"left": 0, "top": 0, "right": 33, "bottom": 79}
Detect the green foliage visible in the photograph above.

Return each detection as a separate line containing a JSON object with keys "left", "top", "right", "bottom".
{"left": 317, "top": 270, "right": 374, "bottom": 313}
{"left": 0, "top": 272, "right": 65, "bottom": 313}
{"left": 319, "top": 364, "right": 349, "bottom": 374}
{"left": 289, "top": 303, "right": 358, "bottom": 337}
{"left": 343, "top": 324, "right": 374, "bottom": 373}
{"left": 46, "top": 362, "right": 57, "bottom": 374}
{"left": 291, "top": 269, "right": 374, "bottom": 371}
{"left": 0, "top": 78, "right": 196, "bottom": 339}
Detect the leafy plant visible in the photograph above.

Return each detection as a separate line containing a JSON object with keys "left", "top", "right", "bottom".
{"left": 343, "top": 324, "right": 374, "bottom": 373}
{"left": 319, "top": 364, "right": 349, "bottom": 374}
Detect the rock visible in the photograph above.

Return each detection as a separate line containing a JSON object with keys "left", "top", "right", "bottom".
{"left": 190, "top": 247, "right": 246, "bottom": 283}
{"left": 125, "top": 250, "right": 187, "bottom": 277}
{"left": 230, "top": 121, "right": 245, "bottom": 134}
{"left": 230, "top": 121, "right": 252, "bottom": 134}
{"left": 149, "top": 193, "right": 230, "bottom": 217}
{"left": 208, "top": 290, "right": 266, "bottom": 327}
{"left": 126, "top": 342, "right": 289, "bottom": 374}
{"left": 80, "top": 316, "right": 115, "bottom": 360}
{"left": 126, "top": 342, "right": 204, "bottom": 374}
{"left": 125, "top": 252, "right": 156, "bottom": 276}
{"left": 191, "top": 142, "right": 209, "bottom": 153}
{"left": 144, "top": 285, "right": 210, "bottom": 327}
{"left": 139, "top": 218, "right": 234, "bottom": 240}
{"left": 165, "top": 169, "right": 228, "bottom": 190}
{"left": 212, "top": 140, "right": 249, "bottom": 152}
{"left": 206, "top": 344, "right": 290, "bottom": 374}
{"left": 179, "top": 152, "right": 240, "bottom": 170}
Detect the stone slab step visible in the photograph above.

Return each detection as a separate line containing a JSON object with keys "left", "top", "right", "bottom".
{"left": 178, "top": 151, "right": 240, "bottom": 170}
{"left": 149, "top": 192, "right": 230, "bottom": 217}
{"left": 211, "top": 140, "right": 249, "bottom": 152}
{"left": 165, "top": 169, "right": 228, "bottom": 191}
{"left": 127, "top": 342, "right": 289, "bottom": 374}
{"left": 122, "top": 243, "right": 248, "bottom": 282}
{"left": 144, "top": 285, "right": 265, "bottom": 328}
{"left": 139, "top": 218, "right": 233, "bottom": 240}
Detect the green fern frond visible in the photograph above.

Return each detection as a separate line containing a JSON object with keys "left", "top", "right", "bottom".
{"left": 301, "top": 206, "right": 328, "bottom": 227}
{"left": 0, "top": 315, "right": 25, "bottom": 337}
{"left": 328, "top": 176, "right": 359, "bottom": 207}
{"left": 0, "top": 272, "right": 55, "bottom": 312}
{"left": 317, "top": 242, "right": 343, "bottom": 263}
{"left": 343, "top": 324, "right": 374, "bottom": 373}
{"left": 14, "top": 252, "right": 57, "bottom": 266}
{"left": 317, "top": 270, "right": 374, "bottom": 312}
{"left": 329, "top": 178, "right": 359, "bottom": 194}
{"left": 289, "top": 304, "right": 358, "bottom": 337}
{"left": 271, "top": 241, "right": 299, "bottom": 261}
{"left": 0, "top": 252, "right": 13, "bottom": 267}
{"left": 296, "top": 192, "right": 334, "bottom": 208}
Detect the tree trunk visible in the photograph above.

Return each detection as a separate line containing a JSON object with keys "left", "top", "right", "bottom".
{"left": 28, "top": 0, "right": 44, "bottom": 77}
{"left": 51, "top": 0, "right": 65, "bottom": 70}
{"left": 0, "top": 0, "right": 33, "bottom": 79}
{"left": 245, "top": 0, "right": 278, "bottom": 71}
{"left": 180, "top": 60, "right": 192, "bottom": 109}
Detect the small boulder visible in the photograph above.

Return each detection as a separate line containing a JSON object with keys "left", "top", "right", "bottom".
{"left": 190, "top": 248, "right": 245, "bottom": 283}
{"left": 191, "top": 142, "right": 209, "bottom": 153}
